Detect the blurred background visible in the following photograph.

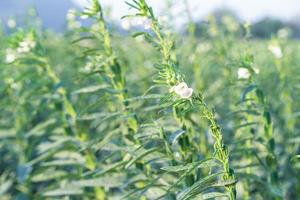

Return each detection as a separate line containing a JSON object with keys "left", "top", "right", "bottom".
{"left": 1, "top": 1, "right": 300, "bottom": 199}
{"left": 0, "top": 0, "right": 299, "bottom": 38}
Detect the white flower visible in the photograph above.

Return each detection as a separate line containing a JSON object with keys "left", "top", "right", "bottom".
{"left": 174, "top": 82, "right": 188, "bottom": 94}
{"left": 11, "top": 82, "right": 20, "bottom": 90}
{"left": 6, "top": 54, "right": 16, "bottom": 63}
{"left": 268, "top": 44, "right": 282, "bottom": 59}
{"left": 222, "top": 15, "right": 238, "bottom": 32}
{"left": 121, "top": 19, "right": 132, "bottom": 30}
{"left": 180, "top": 88, "right": 193, "bottom": 98}
{"left": 277, "top": 28, "right": 289, "bottom": 39}
{"left": 7, "top": 19, "right": 16, "bottom": 28}
{"left": 80, "top": 14, "right": 89, "bottom": 19}
{"left": 5, "top": 48, "right": 17, "bottom": 63}
{"left": 238, "top": 68, "right": 250, "bottom": 79}
{"left": 67, "top": 9, "right": 76, "bottom": 21}
{"left": 17, "top": 46, "right": 29, "bottom": 53}
{"left": 83, "top": 62, "right": 93, "bottom": 73}
{"left": 170, "top": 82, "right": 193, "bottom": 99}
{"left": 17, "top": 37, "right": 36, "bottom": 53}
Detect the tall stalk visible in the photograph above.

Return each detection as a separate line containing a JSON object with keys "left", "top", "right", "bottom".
{"left": 126, "top": 0, "right": 237, "bottom": 198}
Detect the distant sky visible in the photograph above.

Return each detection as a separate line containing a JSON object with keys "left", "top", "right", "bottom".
{"left": 71, "top": 0, "right": 300, "bottom": 22}
{"left": 0, "top": 0, "right": 298, "bottom": 31}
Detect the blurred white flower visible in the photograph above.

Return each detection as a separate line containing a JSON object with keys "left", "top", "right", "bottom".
{"left": 5, "top": 48, "right": 17, "bottom": 63}
{"left": 238, "top": 68, "right": 250, "bottom": 79}
{"left": 268, "top": 44, "right": 282, "bottom": 59}
{"left": 80, "top": 14, "right": 89, "bottom": 19}
{"left": 67, "top": 9, "right": 77, "bottom": 21}
{"left": 277, "top": 28, "right": 289, "bottom": 39}
{"left": 170, "top": 82, "right": 193, "bottom": 99}
{"left": 81, "top": 62, "right": 93, "bottom": 73}
{"left": 121, "top": 19, "right": 132, "bottom": 30}
{"left": 222, "top": 15, "right": 239, "bottom": 32}
{"left": 17, "top": 46, "right": 29, "bottom": 53}
{"left": 11, "top": 82, "right": 20, "bottom": 90}
{"left": 7, "top": 19, "right": 16, "bottom": 28}
{"left": 21, "top": 39, "right": 36, "bottom": 49}
{"left": 17, "top": 37, "right": 36, "bottom": 53}
{"left": 66, "top": 9, "right": 82, "bottom": 30}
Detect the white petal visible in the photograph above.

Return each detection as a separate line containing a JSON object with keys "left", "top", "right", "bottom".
{"left": 237, "top": 68, "right": 250, "bottom": 79}
{"left": 121, "top": 19, "right": 131, "bottom": 30}
{"left": 144, "top": 23, "right": 151, "bottom": 30}
{"left": 23, "top": 46, "right": 30, "bottom": 53}
{"left": 174, "top": 82, "right": 188, "bottom": 95}
{"left": 180, "top": 88, "right": 193, "bottom": 98}
{"left": 6, "top": 54, "right": 16, "bottom": 63}
{"left": 19, "top": 41, "right": 28, "bottom": 47}
{"left": 81, "top": 15, "right": 89, "bottom": 19}
{"left": 268, "top": 44, "right": 282, "bottom": 59}
{"left": 17, "top": 47, "right": 24, "bottom": 53}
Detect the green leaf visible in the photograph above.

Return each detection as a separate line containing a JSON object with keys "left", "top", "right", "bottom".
{"left": 91, "top": 161, "right": 127, "bottom": 177}
{"left": 177, "top": 172, "right": 224, "bottom": 200}
{"left": 25, "top": 118, "right": 56, "bottom": 138}
{"left": 132, "top": 32, "right": 146, "bottom": 38}
{"left": 72, "top": 85, "right": 109, "bottom": 94}
{"left": 71, "top": 174, "right": 124, "bottom": 188}
{"left": 63, "top": 98, "right": 77, "bottom": 119}
{"left": 0, "top": 129, "right": 15, "bottom": 139}
{"left": 194, "top": 192, "right": 228, "bottom": 199}
{"left": 0, "top": 178, "right": 13, "bottom": 195}
{"left": 236, "top": 122, "right": 259, "bottom": 129}
{"left": 72, "top": 36, "right": 96, "bottom": 44}
{"left": 242, "top": 84, "right": 257, "bottom": 102}
{"left": 125, "top": 1, "right": 140, "bottom": 11}
{"left": 77, "top": 112, "right": 108, "bottom": 121}
{"left": 169, "top": 130, "right": 186, "bottom": 146}
{"left": 125, "top": 94, "right": 164, "bottom": 102}
{"left": 161, "top": 158, "right": 220, "bottom": 172}
{"left": 43, "top": 187, "right": 84, "bottom": 196}
{"left": 125, "top": 147, "right": 159, "bottom": 169}
{"left": 256, "top": 88, "right": 265, "bottom": 104}
{"left": 31, "top": 170, "right": 67, "bottom": 182}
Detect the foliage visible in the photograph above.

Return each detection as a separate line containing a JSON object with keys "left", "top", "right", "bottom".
{"left": 0, "top": 0, "right": 300, "bottom": 200}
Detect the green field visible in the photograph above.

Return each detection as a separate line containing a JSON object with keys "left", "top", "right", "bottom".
{"left": 0, "top": 0, "right": 300, "bottom": 199}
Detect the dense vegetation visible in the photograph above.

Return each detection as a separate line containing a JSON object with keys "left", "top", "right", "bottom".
{"left": 0, "top": 0, "right": 299, "bottom": 199}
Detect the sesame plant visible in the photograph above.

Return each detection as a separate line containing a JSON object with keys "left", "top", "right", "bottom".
{"left": 232, "top": 52, "right": 282, "bottom": 199}
{"left": 123, "top": 0, "right": 237, "bottom": 199}
{"left": 0, "top": 0, "right": 300, "bottom": 200}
